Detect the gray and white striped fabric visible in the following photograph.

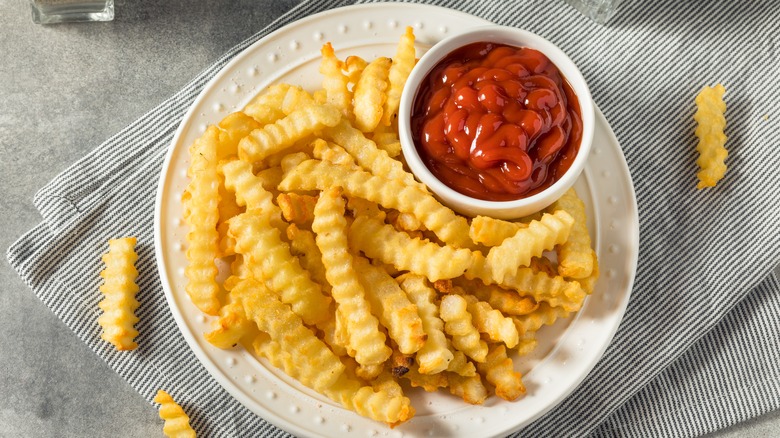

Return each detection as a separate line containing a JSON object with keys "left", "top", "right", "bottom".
{"left": 7, "top": 0, "right": 780, "bottom": 436}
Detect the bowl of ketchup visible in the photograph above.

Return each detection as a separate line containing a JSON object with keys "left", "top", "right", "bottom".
{"left": 399, "top": 25, "right": 594, "bottom": 219}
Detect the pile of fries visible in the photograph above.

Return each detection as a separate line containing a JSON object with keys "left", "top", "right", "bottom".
{"left": 181, "top": 28, "right": 598, "bottom": 427}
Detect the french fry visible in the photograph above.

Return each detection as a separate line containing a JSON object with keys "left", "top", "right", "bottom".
{"left": 403, "top": 366, "right": 448, "bottom": 392}
{"left": 397, "top": 274, "right": 453, "bottom": 374}
{"left": 229, "top": 211, "right": 331, "bottom": 325}
{"left": 286, "top": 224, "right": 329, "bottom": 290}
{"left": 349, "top": 214, "right": 472, "bottom": 281}
{"left": 353, "top": 57, "right": 391, "bottom": 132}
{"left": 455, "top": 278, "right": 538, "bottom": 316}
{"left": 345, "top": 55, "right": 368, "bottom": 88}
{"left": 382, "top": 26, "right": 416, "bottom": 126}
{"left": 254, "top": 166, "right": 284, "bottom": 191}
{"left": 277, "top": 192, "right": 318, "bottom": 225}
{"left": 97, "top": 237, "right": 140, "bottom": 351}
{"left": 476, "top": 344, "right": 525, "bottom": 401}
{"left": 353, "top": 257, "right": 426, "bottom": 355}
{"left": 325, "top": 374, "right": 415, "bottom": 426}
{"left": 446, "top": 345, "right": 477, "bottom": 377}
{"left": 280, "top": 85, "right": 318, "bottom": 115}
{"left": 469, "top": 215, "right": 525, "bottom": 247}
{"left": 439, "top": 294, "right": 488, "bottom": 363}
{"left": 311, "top": 138, "right": 356, "bottom": 166}
{"left": 312, "top": 187, "right": 391, "bottom": 366}
{"left": 153, "top": 390, "right": 196, "bottom": 438}
{"left": 371, "top": 121, "right": 402, "bottom": 157}
{"left": 241, "top": 278, "right": 345, "bottom": 392}
{"left": 244, "top": 83, "right": 291, "bottom": 125}
{"left": 320, "top": 42, "right": 352, "bottom": 116}
{"left": 216, "top": 112, "right": 262, "bottom": 159}
{"left": 220, "top": 159, "right": 284, "bottom": 230}
{"left": 551, "top": 188, "right": 594, "bottom": 279}
{"left": 238, "top": 104, "right": 341, "bottom": 163}
{"left": 580, "top": 250, "right": 600, "bottom": 294}
{"left": 694, "top": 84, "right": 728, "bottom": 189}
{"left": 279, "top": 159, "right": 471, "bottom": 248}
{"left": 513, "top": 302, "right": 571, "bottom": 336}
{"left": 203, "top": 277, "right": 254, "bottom": 349}
{"left": 455, "top": 289, "right": 519, "bottom": 348}
{"left": 184, "top": 127, "right": 222, "bottom": 315}
{"left": 487, "top": 210, "right": 575, "bottom": 283}
{"left": 447, "top": 373, "right": 488, "bottom": 405}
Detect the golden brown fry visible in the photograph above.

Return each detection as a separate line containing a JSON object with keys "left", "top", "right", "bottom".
{"left": 353, "top": 57, "right": 391, "bottom": 132}
{"left": 154, "top": 390, "right": 196, "bottom": 438}
{"left": 447, "top": 345, "right": 477, "bottom": 377}
{"left": 244, "top": 83, "right": 291, "bottom": 125}
{"left": 350, "top": 214, "right": 472, "bottom": 281}
{"left": 383, "top": 26, "right": 416, "bottom": 126}
{"left": 98, "top": 237, "right": 140, "bottom": 351}
{"left": 513, "top": 302, "right": 571, "bottom": 336}
{"left": 487, "top": 210, "right": 575, "bottom": 283}
{"left": 469, "top": 215, "right": 525, "bottom": 247}
{"left": 403, "top": 366, "right": 448, "bottom": 392}
{"left": 254, "top": 166, "right": 284, "bottom": 191}
{"left": 312, "top": 187, "right": 391, "bottom": 366}
{"left": 241, "top": 278, "right": 345, "bottom": 392}
{"left": 397, "top": 274, "right": 453, "bottom": 374}
{"left": 238, "top": 105, "right": 341, "bottom": 163}
{"left": 277, "top": 193, "right": 318, "bottom": 225}
{"left": 580, "top": 250, "right": 600, "bottom": 294}
{"left": 694, "top": 83, "right": 728, "bottom": 189}
{"left": 447, "top": 373, "right": 488, "bottom": 405}
{"left": 216, "top": 112, "right": 262, "bottom": 159}
{"left": 551, "top": 188, "right": 594, "bottom": 279}
{"left": 456, "top": 278, "right": 538, "bottom": 316}
{"left": 477, "top": 344, "right": 525, "bottom": 401}
{"left": 371, "top": 120, "right": 402, "bottom": 157}
{"left": 439, "top": 294, "right": 488, "bottom": 363}
{"left": 184, "top": 127, "right": 222, "bottom": 315}
{"left": 345, "top": 55, "right": 368, "bottom": 88}
{"left": 220, "top": 159, "right": 284, "bottom": 230}
{"left": 280, "top": 159, "right": 470, "bottom": 248}
{"left": 230, "top": 211, "right": 331, "bottom": 325}
{"left": 320, "top": 42, "right": 352, "bottom": 116}
{"left": 325, "top": 374, "right": 415, "bottom": 426}
{"left": 455, "top": 290, "right": 519, "bottom": 348}
{"left": 311, "top": 138, "right": 356, "bottom": 166}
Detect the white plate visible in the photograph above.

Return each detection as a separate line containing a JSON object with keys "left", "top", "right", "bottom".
{"left": 154, "top": 3, "right": 639, "bottom": 437}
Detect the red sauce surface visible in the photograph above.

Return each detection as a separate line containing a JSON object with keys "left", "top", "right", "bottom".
{"left": 411, "top": 42, "right": 582, "bottom": 201}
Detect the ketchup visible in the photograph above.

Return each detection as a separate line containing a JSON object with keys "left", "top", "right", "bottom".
{"left": 411, "top": 42, "right": 582, "bottom": 201}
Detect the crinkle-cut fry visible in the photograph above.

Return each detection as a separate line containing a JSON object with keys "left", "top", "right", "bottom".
{"left": 184, "top": 127, "right": 222, "bottom": 315}
{"left": 204, "top": 277, "right": 254, "bottom": 349}
{"left": 353, "top": 257, "right": 426, "bottom": 355}
{"left": 353, "top": 57, "right": 391, "bottom": 132}
{"left": 386, "top": 209, "right": 424, "bottom": 232}
{"left": 216, "top": 183, "right": 242, "bottom": 257}
{"left": 325, "top": 374, "right": 415, "bottom": 426}
{"left": 469, "top": 215, "right": 526, "bottom": 247}
{"left": 280, "top": 85, "right": 318, "bottom": 115}
{"left": 694, "top": 84, "right": 728, "bottom": 189}
{"left": 229, "top": 255, "right": 250, "bottom": 281}
{"left": 439, "top": 294, "right": 488, "bottom": 363}
{"left": 277, "top": 192, "right": 318, "bottom": 226}
{"left": 455, "top": 289, "right": 519, "bottom": 348}
{"left": 403, "top": 366, "right": 448, "bottom": 392}
{"left": 280, "top": 151, "right": 310, "bottom": 173}
{"left": 551, "top": 188, "right": 594, "bottom": 279}
{"left": 280, "top": 159, "right": 471, "bottom": 248}
{"left": 322, "top": 119, "right": 423, "bottom": 191}
{"left": 477, "top": 344, "right": 525, "bottom": 401}
{"left": 255, "top": 166, "right": 284, "bottom": 191}
{"left": 313, "top": 187, "right": 391, "bottom": 366}
{"left": 467, "top": 252, "right": 586, "bottom": 312}
{"left": 350, "top": 215, "right": 472, "bottom": 281}
{"left": 153, "top": 390, "right": 196, "bottom": 438}
{"left": 447, "top": 346, "right": 477, "bottom": 377}
{"left": 516, "top": 334, "right": 538, "bottom": 356}
{"left": 241, "top": 280, "right": 345, "bottom": 391}
{"left": 447, "top": 373, "right": 488, "bottom": 405}
{"left": 346, "top": 196, "right": 385, "bottom": 220}
{"left": 98, "top": 237, "right": 140, "bottom": 351}
{"left": 216, "top": 112, "right": 262, "bottom": 159}
{"left": 580, "top": 250, "right": 600, "bottom": 294}
{"left": 371, "top": 120, "right": 402, "bottom": 157}
{"left": 529, "top": 256, "right": 558, "bottom": 277}
{"left": 397, "top": 274, "right": 453, "bottom": 374}
{"left": 456, "top": 278, "right": 538, "bottom": 316}
{"left": 320, "top": 42, "right": 352, "bottom": 116}
{"left": 487, "top": 210, "right": 575, "bottom": 283}
{"left": 345, "top": 55, "right": 368, "bottom": 88}
{"left": 383, "top": 26, "right": 416, "bottom": 126}
{"left": 513, "top": 302, "right": 571, "bottom": 336}
{"left": 237, "top": 104, "right": 341, "bottom": 163}
{"left": 286, "top": 224, "right": 330, "bottom": 291}
{"left": 220, "top": 159, "right": 284, "bottom": 230}
{"left": 311, "top": 138, "right": 356, "bottom": 166}
{"left": 244, "top": 83, "right": 291, "bottom": 125}
{"left": 357, "top": 363, "right": 386, "bottom": 381}
{"left": 229, "top": 211, "right": 331, "bottom": 325}
{"left": 371, "top": 369, "right": 405, "bottom": 397}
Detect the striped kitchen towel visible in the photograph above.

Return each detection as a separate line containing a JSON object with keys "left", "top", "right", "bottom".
{"left": 7, "top": 0, "right": 780, "bottom": 436}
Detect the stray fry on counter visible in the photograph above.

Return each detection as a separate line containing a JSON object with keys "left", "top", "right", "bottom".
{"left": 98, "top": 237, "right": 140, "bottom": 351}
{"left": 154, "top": 390, "right": 197, "bottom": 438}
{"left": 179, "top": 27, "right": 599, "bottom": 427}
{"left": 693, "top": 84, "right": 728, "bottom": 189}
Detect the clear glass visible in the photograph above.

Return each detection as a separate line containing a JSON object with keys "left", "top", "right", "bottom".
{"left": 566, "top": 0, "right": 621, "bottom": 24}
{"left": 30, "top": 0, "right": 114, "bottom": 24}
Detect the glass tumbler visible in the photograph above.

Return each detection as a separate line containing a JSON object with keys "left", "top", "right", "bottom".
{"left": 566, "top": 0, "right": 621, "bottom": 24}
{"left": 30, "top": 0, "right": 114, "bottom": 24}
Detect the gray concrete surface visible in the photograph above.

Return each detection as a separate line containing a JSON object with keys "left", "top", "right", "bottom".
{"left": 0, "top": 1, "right": 778, "bottom": 437}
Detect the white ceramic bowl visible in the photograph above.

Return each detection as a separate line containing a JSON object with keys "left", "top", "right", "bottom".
{"left": 399, "top": 25, "right": 595, "bottom": 219}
